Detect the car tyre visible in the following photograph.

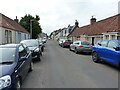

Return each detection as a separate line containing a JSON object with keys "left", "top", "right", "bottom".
{"left": 29, "top": 61, "right": 33, "bottom": 72}
{"left": 42, "top": 47, "right": 44, "bottom": 52}
{"left": 92, "top": 52, "right": 100, "bottom": 63}
{"left": 75, "top": 49, "right": 78, "bottom": 54}
{"left": 37, "top": 54, "right": 41, "bottom": 61}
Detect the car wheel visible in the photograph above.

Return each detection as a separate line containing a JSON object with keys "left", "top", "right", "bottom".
{"left": 37, "top": 54, "right": 41, "bottom": 61}
{"left": 16, "top": 78, "right": 21, "bottom": 89}
{"left": 92, "top": 52, "right": 100, "bottom": 63}
{"left": 75, "top": 49, "right": 78, "bottom": 54}
{"left": 29, "top": 61, "right": 33, "bottom": 72}
{"left": 42, "top": 47, "right": 44, "bottom": 52}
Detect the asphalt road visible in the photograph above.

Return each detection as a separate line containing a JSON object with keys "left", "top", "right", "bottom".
{"left": 22, "top": 40, "right": 119, "bottom": 88}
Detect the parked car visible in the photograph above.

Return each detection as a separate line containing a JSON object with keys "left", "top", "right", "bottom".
{"left": 42, "top": 38, "right": 47, "bottom": 43}
{"left": 20, "top": 39, "right": 42, "bottom": 61}
{"left": 38, "top": 39, "right": 45, "bottom": 52}
{"left": 61, "top": 40, "right": 73, "bottom": 48}
{"left": 92, "top": 40, "right": 120, "bottom": 67}
{"left": 0, "top": 44, "right": 33, "bottom": 89}
{"left": 58, "top": 39, "right": 64, "bottom": 46}
{"left": 69, "top": 41, "right": 92, "bottom": 54}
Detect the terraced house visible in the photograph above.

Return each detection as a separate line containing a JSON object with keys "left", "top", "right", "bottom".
{"left": 0, "top": 13, "right": 30, "bottom": 45}
{"left": 68, "top": 14, "right": 120, "bottom": 45}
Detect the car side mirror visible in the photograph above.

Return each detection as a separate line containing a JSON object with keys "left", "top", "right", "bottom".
{"left": 113, "top": 46, "right": 120, "bottom": 51}
{"left": 19, "top": 57, "right": 26, "bottom": 62}
{"left": 98, "top": 43, "right": 101, "bottom": 46}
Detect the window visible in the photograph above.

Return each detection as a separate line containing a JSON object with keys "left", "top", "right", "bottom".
{"left": 9, "top": 31, "right": 12, "bottom": 43}
{"left": 105, "top": 35, "right": 109, "bottom": 39}
{"left": 100, "top": 40, "right": 108, "bottom": 47}
{"left": 111, "top": 35, "right": 115, "bottom": 40}
{"left": 18, "top": 45, "right": 27, "bottom": 58}
{"left": 5, "top": 30, "right": 8, "bottom": 43}
{"left": 107, "top": 41, "right": 118, "bottom": 49}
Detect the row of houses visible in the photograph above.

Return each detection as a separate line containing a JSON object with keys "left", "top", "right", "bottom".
{"left": 50, "top": 14, "right": 120, "bottom": 45}
{"left": 50, "top": 20, "right": 79, "bottom": 41}
{"left": 0, "top": 13, "right": 30, "bottom": 45}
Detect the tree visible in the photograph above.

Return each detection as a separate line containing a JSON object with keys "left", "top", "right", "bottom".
{"left": 19, "top": 14, "right": 42, "bottom": 39}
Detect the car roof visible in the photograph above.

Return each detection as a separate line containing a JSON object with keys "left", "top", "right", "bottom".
{"left": 99, "top": 39, "right": 120, "bottom": 42}
{"left": 0, "top": 44, "right": 20, "bottom": 48}
{"left": 20, "top": 39, "right": 37, "bottom": 42}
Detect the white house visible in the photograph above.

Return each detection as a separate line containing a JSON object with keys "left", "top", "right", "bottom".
{"left": 0, "top": 13, "right": 30, "bottom": 45}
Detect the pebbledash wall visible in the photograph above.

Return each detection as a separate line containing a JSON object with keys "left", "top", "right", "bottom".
{"left": 0, "top": 26, "right": 30, "bottom": 45}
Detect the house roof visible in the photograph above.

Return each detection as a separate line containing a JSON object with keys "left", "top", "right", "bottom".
{"left": 0, "top": 13, "right": 29, "bottom": 33}
{"left": 70, "top": 14, "right": 120, "bottom": 36}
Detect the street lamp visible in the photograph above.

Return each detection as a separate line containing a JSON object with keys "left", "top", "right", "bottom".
{"left": 30, "top": 19, "right": 34, "bottom": 39}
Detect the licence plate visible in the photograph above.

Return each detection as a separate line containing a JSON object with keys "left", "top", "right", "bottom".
{"left": 85, "top": 47, "right": 91, "bottom": 49}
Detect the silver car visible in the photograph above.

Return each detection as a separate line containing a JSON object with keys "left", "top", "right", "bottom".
{"left": 69, "top": 41, "right": 92, "bottom": 54}
{"left": 58, "top": 39, "right": 65, "bottom": 46}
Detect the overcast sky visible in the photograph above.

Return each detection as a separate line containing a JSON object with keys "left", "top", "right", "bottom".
{"left": 0, "top": 0, "right": 119, "bottom": 35}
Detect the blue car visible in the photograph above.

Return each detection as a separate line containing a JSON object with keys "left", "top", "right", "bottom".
{"left": 92, "top": 40, "right": 120, "bottom": 67}
{"left": 0, "top": 44, "right": 33, "bottom": 89}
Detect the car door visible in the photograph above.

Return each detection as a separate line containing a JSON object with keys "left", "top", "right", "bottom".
{"left": 71, "top": 41, "right": 78, "bottom": 50}
{"left": 105, "top": 40, "right": 119, "bottom": 65}
{"left": 97, "top": 40, "right": 108, "bottom": 58}
{"left": 18, "top": 45, "right": 29, "bottom": 79}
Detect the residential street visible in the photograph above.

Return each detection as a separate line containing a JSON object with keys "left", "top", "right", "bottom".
{"left": 22, "top": 40, "right": 118, "bottom": 88}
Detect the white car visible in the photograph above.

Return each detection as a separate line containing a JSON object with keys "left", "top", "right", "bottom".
{"left": 58, "top": 39, "right": 65, "bottom": 46}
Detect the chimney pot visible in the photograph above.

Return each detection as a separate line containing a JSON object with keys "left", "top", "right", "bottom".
{"left": 91, "top": 16, "right": 96, "bottom": 24}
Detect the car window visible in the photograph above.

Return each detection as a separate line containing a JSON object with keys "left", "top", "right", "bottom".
{"left": 96, "top": 40, "right": 102, "bottom": 45}
{"left": 19, "top": 45, "right": 27, "bottom": 58}
{"left": 65, "top": 40, "right": 72, "bottom": 42}
{"left": 81, "top": 41, "right": 90, "bottom": 45}
{"left": 74, "top": 42, "right": 79, "bottom": 45}
{"left": 100, "top": 40, "right": 108, "bottom": 47}
{"left": 107, "top": 41, "right": 118, "bottom": 49}
{"left": 22, "top": 44, "right": 30, "bottom": 52}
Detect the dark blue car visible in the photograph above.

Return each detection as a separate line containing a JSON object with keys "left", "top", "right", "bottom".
{"left": 0, "top": 44, "right": 33, "bottom": 89}
{"left": 92, "top": 40, "right": 120, "bottom": 67}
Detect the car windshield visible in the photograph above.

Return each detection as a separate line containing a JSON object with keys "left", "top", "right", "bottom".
{"left": 22, "top": 40, "right": 38, "bottom": 47}
{"left": 0, "top": 48, "right": 16, "bottom": 63}
{"left": 81, "top": 41, "right": 90, "bottom": 45}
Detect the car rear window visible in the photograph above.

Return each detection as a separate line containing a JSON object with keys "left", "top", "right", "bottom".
{"left": 81, "top": 41, "right": 90, "bottom": 45}
{"left": 65, "top": 40, "right": 72, "bottom": 42}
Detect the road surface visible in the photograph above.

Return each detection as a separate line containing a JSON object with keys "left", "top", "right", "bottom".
{"left": 22, "top": 40, "right": 119, "bottom": 88}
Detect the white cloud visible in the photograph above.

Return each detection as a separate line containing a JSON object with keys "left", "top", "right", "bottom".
{"left": 0, "top": 0, "right": 119, "bottom": 35}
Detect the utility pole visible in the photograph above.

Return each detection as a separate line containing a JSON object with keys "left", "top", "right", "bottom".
{"left": 30, "top": 20, "right": 34, "bottom": 39}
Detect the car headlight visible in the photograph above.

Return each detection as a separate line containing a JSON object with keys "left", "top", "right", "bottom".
{"left": 34, "top": 48, "right": 39, "bottom": 52}
{"left": 0, "top": 75, "right": 11, "bottom": 89}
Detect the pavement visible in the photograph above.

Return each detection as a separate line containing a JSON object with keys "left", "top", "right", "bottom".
{"left": 22, "top": 40, "right": 119, "bottom": 88}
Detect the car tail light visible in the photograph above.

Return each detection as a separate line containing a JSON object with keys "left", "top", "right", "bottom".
{"left": 79, "top": 46, "right": 84, "bottom": 47}
{"left": 65, "top": 42, "right": 69, "bottom": 43}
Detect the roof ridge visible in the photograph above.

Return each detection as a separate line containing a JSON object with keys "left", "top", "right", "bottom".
{"left": 0, "top": 13, "right": 29, "bottom": 33}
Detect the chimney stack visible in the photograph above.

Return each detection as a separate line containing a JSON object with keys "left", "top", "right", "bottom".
{"left": 91, "top": 16, "right": 96, "bottom": 24}
{"left": 75, "top": 20, "right": 79, "bottom": 27}
{"left": 14, "top": 16, "right": 19, "bottom": 23}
